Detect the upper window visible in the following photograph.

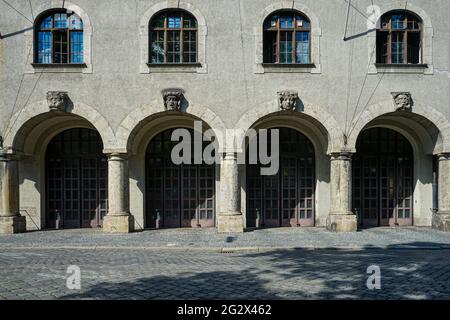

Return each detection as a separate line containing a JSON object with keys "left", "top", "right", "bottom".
{"left": 34, "top": 10, "right": 84, "bottom": 64}
{"left": 263, "top": 11, "right": 311, "bottom": 64}
{"left": 376, "top": 11, "right": 422, "bottom": 64}
{"left": 149, "top": 10, "right": 198, "bottom": 64}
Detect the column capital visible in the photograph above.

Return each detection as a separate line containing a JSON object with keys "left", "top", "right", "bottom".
{"left": 106, "top": 152, "right": 130, "bottom": 161}
{"left": 221, "top": 151, "right": 238, "bottom": 161}
{"left": 330, "top": 150, "right": 354, "bottom": 161}
{"left": 0, "top": 151, "right": 18, "bottom": 162}
{"left": 437, "top": 153, "right": 450, "bottom": 161}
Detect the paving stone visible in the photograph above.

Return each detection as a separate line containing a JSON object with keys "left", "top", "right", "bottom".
{"left": 0, "top": 227, "right": 450, "bottom": 250}
{"left": 1, "top": 228, "right": 450, "bottom": 300}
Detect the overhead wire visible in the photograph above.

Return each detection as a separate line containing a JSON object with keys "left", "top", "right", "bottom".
{"left": 238, "top": 0, "right": 250, "bottom": 112}
{"left": 346, "top": 0, "right": 409, "bottom": 140}
{"left": 1, "top": 0, "right": 33, "bottom": 24}
{"left": 343, "top": 0, "right": 383, "bottom": 141}
{"left": 1, "top": 0, "right": 40, "bottom": 144}
{"left": 343, "top": 0, "right": 352, "bottom": 41}
{"left": 343, "top": 4, "right": 356, "bottom": 137}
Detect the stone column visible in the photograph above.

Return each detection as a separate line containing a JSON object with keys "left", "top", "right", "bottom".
{"left": 327, "top": 151, "right": 357, "bottom": 232}
{"left": 433, "top": 153, "right": 450, "bottom": 231}
{"left": 0, "top": 152, "right": 26, "bottom": 234}
{"left": 103, "top": 153, "right": 134, "bottom": 233}
{"left": 217, "top": 152, "right": 244, "bottom": 233}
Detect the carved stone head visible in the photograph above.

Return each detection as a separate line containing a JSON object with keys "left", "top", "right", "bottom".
{"left": 278, "top": 91, "right": 298, "bottom": 111}
{"left": 47, "top": 91, "right": 68, "bottom": 112}
{"left": 392, "top": 92, "right": 412, "bottom": 112}
{"left": 162, "top": 89, "right": 183, "bottom": 111}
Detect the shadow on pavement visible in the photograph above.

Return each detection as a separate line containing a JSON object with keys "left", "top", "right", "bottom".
{"left": 61, "top": 242, "right": 450, "bottom": 300}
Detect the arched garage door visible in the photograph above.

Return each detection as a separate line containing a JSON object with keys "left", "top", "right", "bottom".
{"left": 46, "top": 128, "right": 107, "bottom": 229}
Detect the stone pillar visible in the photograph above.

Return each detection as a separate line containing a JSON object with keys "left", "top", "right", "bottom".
{"left": 433, "top": 153, "right": 450, "bottom": 231}
{"left": 0, "top": 152, "right": 26, "bottom": 234}
{"left": 217, "top": 152, "right": 244, "bottom": 233}
{"left": 103, "top": 153, "right": 134, "bottom": 233}
{"left": 327, "top": 151, "right": 357, "bottom": 232}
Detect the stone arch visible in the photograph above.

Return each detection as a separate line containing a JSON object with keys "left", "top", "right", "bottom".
{"left": 346, "top": 99, "right": 450, "bottom": 154}
{"left": 139, "top": 1, "right": 208, "bottom": 73}
{"left": 25, "top": 0, "right": 93, "bottom": 73}
{"left": 115, "top": 102, "right": 227, "bottom": 154}
{"left": 121, "top": 103, "right": 225, "bottom": 230}
{"left": 237, "top": 99, "right": 340, "bottom": 228}
{"left": 348, "top": 99, "right": 449, "bottom": 227}
{"left": 238, "top": 107, "right": 336, "bottom": 228}
{"left": 375, "top": 2, "right": 433, "bottom": 30}
{"left": 3, "top": 100, "right": 115, "bottom": 155}
{"left": 5, "top": 99, "right": 113, "bottom": 231}
{"left": 367, "top": 2, "right": 434, "bottom": 74}
{"left": 254, "top": 1, "right": 322, "bottom": 74}
{"left": 236, "top": 99, "right": 344, "bottom": 154}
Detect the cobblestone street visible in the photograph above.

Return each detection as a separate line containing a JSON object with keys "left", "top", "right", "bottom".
{"left": 0, "top": 228, "right": 449, "bottom": 300}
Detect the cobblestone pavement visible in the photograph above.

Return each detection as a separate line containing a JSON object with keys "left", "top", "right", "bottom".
{"left": 0, "top": 227, "right": 450, "bottom": 250}
{"left": 0, "top": 227, "right": 449, "bottom": 300}
{"left": 0, "top": 247, "right": 449, "bottom": 300}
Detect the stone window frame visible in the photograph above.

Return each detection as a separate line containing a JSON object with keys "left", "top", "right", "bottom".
{"left": 254, "top": 2, "right": 322, "bottom": 74}
{"left": 367, "top": 4, "right": 433, "bottom": 75}
{"left": 140, "top": 1, "right": 208, "bottom": 74}
{"left": 24, "top": 1, "right": 93, "bottom": 74}
{"left": 148, "top": 10, "right": 199, "bottom": 64}
{"left": 33, "top": 10, "right": 84, "bottom": 64}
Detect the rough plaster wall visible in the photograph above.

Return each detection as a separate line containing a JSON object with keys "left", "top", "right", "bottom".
{"left": 0, "top": 0, "right": 448, "bottom": 135}
{"left": 1, "top": 0, "right": 449, "bottom": 229}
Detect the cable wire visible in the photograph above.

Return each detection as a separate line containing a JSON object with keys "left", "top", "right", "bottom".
{"left": 1, "top": 0, "right": 36, "bottom": 142}
{"left": 343, "top": 0, "right": 351, "bottom": 40}
{"left": 1, "top": 0, "right": 33, "bottom": 24}
{"left": 346, "top": 0, "right": 409, "bottom": 139}
{"left": 344, "top": 6, "right": 356, "bottom": 137}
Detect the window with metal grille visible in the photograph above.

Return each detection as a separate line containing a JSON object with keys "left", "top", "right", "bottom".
{"left": 376, "top": 11, "right": 422, "bottom": 64}
{"left": 263, "top": 11, "right": 311, "bottom": 64}
{"left": 149, "top": 10, "right": 198, "bottom": 64}
{"left": 34, "top": 10, "right": 84, "bottom": 64}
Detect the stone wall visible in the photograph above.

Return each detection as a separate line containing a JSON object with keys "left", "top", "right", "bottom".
{"left": 1, "top": 0, "right": 449, "bottom": 232}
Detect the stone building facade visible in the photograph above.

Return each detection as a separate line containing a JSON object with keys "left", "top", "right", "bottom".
{"left": 1, "top": 0, "right": 450, "bottom": 234}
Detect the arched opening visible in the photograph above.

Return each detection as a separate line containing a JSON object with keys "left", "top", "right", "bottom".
{"left": 263, "top": 10, "right": 311, "bottom": 64}
{"left": 34, "top": 9, "right": 84, "bottom": 64}
{"left": 149, "top": 9, "right": 198, "bottom": 64}
{"left": 353, "top": 128, "right": 414, "bottom": 227}
{"left": 145, "top": 128, "right": 215, "bottom": 229}
{"left": 376, "top": 10, "right": 422, "bottom": 65}
{"left": 45, "top": 128, "right": 107, "bottom": 229}
{"left": 246, "top": 128, "right": 315, "bottom": 228}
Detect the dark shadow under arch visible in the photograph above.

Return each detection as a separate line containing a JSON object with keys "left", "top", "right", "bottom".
{"left": 246, "top": 127, "right": 315, "bottom": 228}
{"left": 45, "top": 128, "right": 107, "bottom": 229}
{"left": 145, "top": 127, "right": 216, "bottom": 229}
{"left": 353, "top": 127, "right": 414, "bottom": 228}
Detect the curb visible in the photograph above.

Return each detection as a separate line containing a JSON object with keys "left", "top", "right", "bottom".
{"left": 1, "top": 245, "right": 450, "bottom": 252}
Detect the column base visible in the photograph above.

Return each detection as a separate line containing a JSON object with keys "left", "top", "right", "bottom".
{"left": 432, "top": 212, "right": 450, "bottom": 232}
{"left": 217, "top": 213, "right": 244, "bottom": 233}
{"left": 0, "top": 216, "right": 26, "bottom": 234}
{"left": 103, "top": 214, "right": 134, "bottom": 233}
{"left": 326, "top": 213, "right": 357, "bottom": 233}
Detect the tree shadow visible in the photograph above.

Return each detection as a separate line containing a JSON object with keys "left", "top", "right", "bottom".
{"left": 61, "top": 242, "right": 449, "bottom": 300}
{"left": 63, "top": 269, "right": 277, "bottom": 300}
{"left": 239, "top": 242, "right": 449, "bottom": 300}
